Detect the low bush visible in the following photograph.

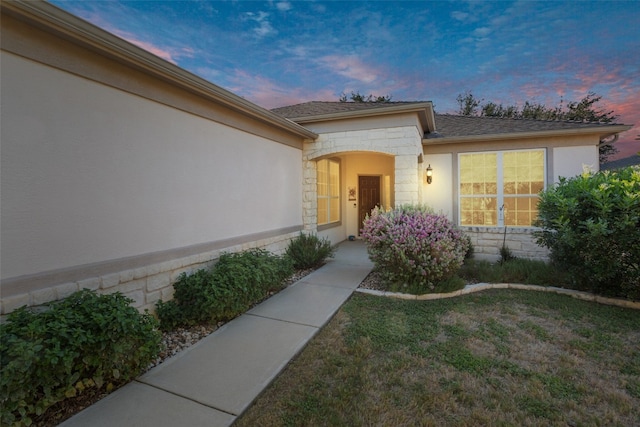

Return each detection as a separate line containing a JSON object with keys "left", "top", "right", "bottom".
{"left": 156, "top": 268, "right": 215, "bottom": 330}
{"left": 361, "top": 205, "right": 470, "bottom": 293}
{"left": 534, "top": 166, "right": 640, "bottom": 299}
{"left": 157, "top": 249, "right": 293, "bottom": 330}
{"left": 0, "top": 290, "right": 161, "bottom": 426}
{"left": 459, "top": 258, "right": 569, "bottom": 287}
{"left": 285, "top": 233, "right": 334, "bottom": 269}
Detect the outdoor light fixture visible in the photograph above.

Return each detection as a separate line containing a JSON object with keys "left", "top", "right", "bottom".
{"left": 426, "top": 164, "right": 433, "bottom": 184}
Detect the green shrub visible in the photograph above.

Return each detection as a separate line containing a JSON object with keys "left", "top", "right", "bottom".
{"left": 157, "top": 249, "right": 294, "bottom": 330}
{"left": 156, "top": 269, "right": 215, "bottom": 330}
{"left": 209, "top": 249, "right": 294, "bottom": 319}
{"left": 0, "top": 290, "right": 161, "bottom": 426}
{"left": 285, "top": 233, "right": 334, "bottom": 269}
{"left": 361, "top": 205, "right": 470, "bottom": 293}
{"left": 534, "top": 166, "right": 640, "bottom": 299}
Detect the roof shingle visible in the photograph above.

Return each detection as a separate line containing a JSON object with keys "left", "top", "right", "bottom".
{"left": 271, "top": 101, "right": 422, "bottom": 118}
{"left": 271, "top": 101, "right": 629, "bottom": 139}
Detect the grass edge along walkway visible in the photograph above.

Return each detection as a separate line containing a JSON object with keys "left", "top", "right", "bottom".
{"left": 235, "top": 288, "right": 640, "bottom": 427}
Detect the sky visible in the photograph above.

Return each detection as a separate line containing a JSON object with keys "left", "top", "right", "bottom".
{"left": 49, "top": 0, "right": 640, "bottom": 158}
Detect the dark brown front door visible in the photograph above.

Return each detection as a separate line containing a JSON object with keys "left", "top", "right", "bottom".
{"left": 358, "top": 175, "right": 381, "bottom": 234}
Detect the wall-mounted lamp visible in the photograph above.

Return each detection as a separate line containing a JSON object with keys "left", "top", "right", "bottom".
{"left": 426, "top": 164, "right": 433, "bottom": 184}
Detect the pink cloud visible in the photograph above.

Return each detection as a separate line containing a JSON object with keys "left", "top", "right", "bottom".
{"left": 64, "top": 10, "right": 184, "bottom": 65}
{"left": 316, "top": 55, "right": 379, "bottom": 84}
{"left": 226, "top": 70, "right": 336, "bottom": 109}
{"left": 119, "top": 36, "right": 178, "bottom": 64}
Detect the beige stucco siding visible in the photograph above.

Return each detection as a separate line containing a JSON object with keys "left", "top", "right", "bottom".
{"left": 1, "top": 51, "right": 302, "bottom": 282}
{"left": 553, "top": 145, "right": 599, "bottom": 179}
{"left": 422, "top": 153, "right": 453, "bottom": 219}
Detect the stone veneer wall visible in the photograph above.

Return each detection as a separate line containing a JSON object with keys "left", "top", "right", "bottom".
{"left": 463, "top": 227, "right": 549, "bottom": 262}
{"left": 302, "top": 126, "right": 423, "bottom": 233}
{"left": 1, "top": 231, "right": 300, "bottom": 315}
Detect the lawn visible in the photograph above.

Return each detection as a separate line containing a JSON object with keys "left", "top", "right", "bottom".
{"left": 235, "top": 289, "right": 640, "bottom": 426}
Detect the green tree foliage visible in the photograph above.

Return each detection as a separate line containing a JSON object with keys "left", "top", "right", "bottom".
{"left": 456, "top": 90, "right": 482, "bottom": 116}
{"left": 456, "top": 91, "right": 619, "bottom": 162}
{"left": 534, "top": 166, "right": 640, "bottom": 300}
{"left": 339, "top": 91, "right": 392, "bottom": 103}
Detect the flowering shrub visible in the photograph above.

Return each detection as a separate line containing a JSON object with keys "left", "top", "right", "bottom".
{"left": 361, "top": 205, "right": 470, "bottom": 293}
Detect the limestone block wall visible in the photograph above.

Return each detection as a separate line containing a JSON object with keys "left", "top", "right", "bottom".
{"left": 463, "top": 227, "right": 550, "bottom": 262}
{"left": 303, "top": 125, "right": 423, "bottom": 238}
{"left": 1, "top": 231, "right": 300, "bottom": 315}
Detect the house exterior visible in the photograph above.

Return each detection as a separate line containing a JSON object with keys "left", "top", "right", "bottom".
{"left": 274, "top": 102, "right": 631, "bottom": 261}
{"left": 0, "top": 1, "right": 632, "bottom": 314}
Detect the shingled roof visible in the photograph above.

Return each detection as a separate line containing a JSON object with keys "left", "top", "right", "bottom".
{"left": 272, "top": 101, "right": 630, "bottom": 141}
{"left": 271, "top": 101, "right": 423, "bottom": 118}
{"left": 431, "top": 114, "right": 628, "bottom": 139}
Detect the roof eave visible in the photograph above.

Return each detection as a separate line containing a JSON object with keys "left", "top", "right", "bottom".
{"left": 423, "top": 125, "right": 633, "bottom": 145}
{"left": 2, "top": 0, "right": 318, "bottom": 141}
{"left": 289, "top": 102, "right": 436, "bottom": 133}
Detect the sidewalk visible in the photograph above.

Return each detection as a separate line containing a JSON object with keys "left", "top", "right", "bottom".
{"left": 60, "top": 240, "right": 373, "bottom": 427}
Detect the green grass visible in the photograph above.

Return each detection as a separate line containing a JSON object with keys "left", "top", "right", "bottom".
{"left": 376, "top": 258, "right": 571, "bottom": 296}
{"left": 458, "top": 258, "right": 570, "bottom": 287}
{"left": 235, "top": 290, "right": 640, "bottom": 427}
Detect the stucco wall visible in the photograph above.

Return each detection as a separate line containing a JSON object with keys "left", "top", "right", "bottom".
{"left": 1, "top": 52, "right": 303, "bottom": 312}
{"left": 553, "top": 145, "right": 599, "bottom": 179}
{"left": 422, "top": 153, "right": 453, "bottom": 219}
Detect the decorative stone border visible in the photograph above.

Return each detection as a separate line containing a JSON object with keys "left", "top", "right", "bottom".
{"left": 355, "top": 283, "right": 640, "bottom": 310}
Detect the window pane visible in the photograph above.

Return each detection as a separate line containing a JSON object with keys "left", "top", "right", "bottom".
{"left": 460, "top": 196, "right": 497, "bottom": 226}
{"left": 504, "top": 181, "right": 516, "bottom": 194}
{"left": 317, "top": 160, "right": 327, "bottom": 196}
{"left": 329, "top": 161, "right": 340, "bottom": 196}
{"left": 504, "top": 196, "right": 539, "bottom": 226}
{"left": 460, "top": 153, "right": 497, "bottom": 194}
{"left": 317, "top": 198, "right": 328, "bottom": 225}
{"left": 531, "top": 181, "right": 544, "bottom": 194}
{"left": 330, "top": 198, "right": 340, "bottom": 223}
{"left": 517, "top": 181, "right": 531, "bottom": 194}
{"left": 317, "top": 159, "right": 340, "bottom": 225}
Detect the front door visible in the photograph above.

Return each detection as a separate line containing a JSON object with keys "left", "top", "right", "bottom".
{"left": 358, "top": 175, "right": 381, "bottom": 235}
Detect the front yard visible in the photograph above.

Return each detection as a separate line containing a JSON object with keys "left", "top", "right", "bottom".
{"left": 236, "top": 289, "right": 640, "bottom": 426}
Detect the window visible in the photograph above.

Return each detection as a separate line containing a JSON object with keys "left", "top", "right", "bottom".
{"left": 459, "top": 149, "right": 545, "bottom": 227}
{"left": 317, "top": 158, "right": 340, "bottom": 226}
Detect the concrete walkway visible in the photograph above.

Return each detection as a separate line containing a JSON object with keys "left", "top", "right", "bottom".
{"left": 60, "top": 241, "right": 373, "bottom": 427}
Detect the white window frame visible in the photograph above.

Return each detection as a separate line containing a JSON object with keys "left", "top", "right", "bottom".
{"left": 458, "top": 149, "right": 547, "bottom": 228}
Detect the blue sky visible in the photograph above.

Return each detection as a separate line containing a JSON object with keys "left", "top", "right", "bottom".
{"left": 49, "top": 0, "right": 640, "bottom": 154}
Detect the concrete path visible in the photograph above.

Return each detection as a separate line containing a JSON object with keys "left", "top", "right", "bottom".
{"left": 60, "top": 240, "right": 373, "bottom": 427}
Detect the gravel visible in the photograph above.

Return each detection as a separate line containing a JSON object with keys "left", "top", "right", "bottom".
{"left": 357, "top": 270, "right": 386, "bottom": 292}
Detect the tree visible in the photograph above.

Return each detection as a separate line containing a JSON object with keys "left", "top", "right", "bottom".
{"left": 456, "top": 91, "right": 481, "bottom": 116}
{"left": 456, "top": 91, "right": 620, "bottom": 162}
{"left": 339, "top": 91, "right": 392, "bottom": 103}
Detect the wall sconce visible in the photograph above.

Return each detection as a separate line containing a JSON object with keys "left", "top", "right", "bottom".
{"left": 426, "top": 164, "right": 433, "bottom": 184}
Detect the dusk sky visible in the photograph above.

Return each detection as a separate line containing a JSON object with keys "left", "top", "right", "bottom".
{"left": 49, "top": 0, "right": 640, "bottom": 158}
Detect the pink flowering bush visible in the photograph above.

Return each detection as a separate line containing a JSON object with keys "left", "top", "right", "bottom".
{"left": 361, "top": 205, "right": 470, "bottom": 293}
